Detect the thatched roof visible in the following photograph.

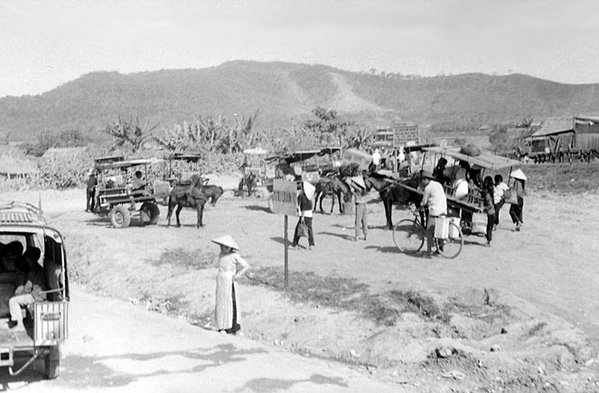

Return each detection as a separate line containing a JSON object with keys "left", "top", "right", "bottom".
{"left": 0, "top": 154, "right": 38, "bottom": 175}
{"left": 42, "top": 147, "right": 89, "bottom": 159}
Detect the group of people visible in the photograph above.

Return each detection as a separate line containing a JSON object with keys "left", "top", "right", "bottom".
{"left": 421, "top": 162, "right": 527, "bottom": 251}
{"left": 85, "top": 169, "right": 147, "bottom": 212}
{"left": 1, "top": 243, "right": 48, "bottom": 332}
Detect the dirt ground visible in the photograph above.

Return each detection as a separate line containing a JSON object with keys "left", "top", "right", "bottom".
{"left": 5, "top": 174, "right": 599, "bottom": 392}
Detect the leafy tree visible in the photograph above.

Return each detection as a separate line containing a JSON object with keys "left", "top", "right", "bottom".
{"left": 303, "top": 107, "right": 352, "bottom": 147}
{"left": 103, "top": 116, "right": 159, "bottom": 153}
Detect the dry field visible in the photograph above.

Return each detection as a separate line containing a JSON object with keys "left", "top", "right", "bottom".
{"left": 4, "top": 171, "right": 599, "bottom": 392}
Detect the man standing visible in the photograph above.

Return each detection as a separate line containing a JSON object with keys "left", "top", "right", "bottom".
{"left": 349, "top": 175, "right": 369, "bottom": 241}
{"left": 420, "top": 170, "right": 447, "bottom": 257}
{"left": 371, "top": 149, "right": 381, "bottom": 170}
{"left": 86, "top": 169, "right": 97, "bottom": 212}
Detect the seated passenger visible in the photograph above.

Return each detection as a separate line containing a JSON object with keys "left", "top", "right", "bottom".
{"left": 0, "top": 241, "right": 24, "bottom": 272}
{"left": 7, "top": 247, "right": 46, "bottom": 331}
{"left": 131, "top": 171, "right": 147, "bottom": 192}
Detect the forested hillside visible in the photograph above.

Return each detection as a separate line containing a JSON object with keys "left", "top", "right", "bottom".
{"left": 1, "top": 60, "right": 599, "bottom": 141}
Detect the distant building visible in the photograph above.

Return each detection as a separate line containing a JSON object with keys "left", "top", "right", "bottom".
{"left": 526, "top": 115, "right": 599, "bottom": 155}
{"left": 373, "top": 121, "right": 420, "bottom": 149}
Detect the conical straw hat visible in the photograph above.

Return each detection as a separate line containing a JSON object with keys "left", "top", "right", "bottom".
{"left": 303, "top": 181, "right": 315, "bottom": 200}
{"left": 510, "top": 168, "right": 527, "bottom": 181}
{"left": 211, "top": 235, "right": 240, "bottom": 251}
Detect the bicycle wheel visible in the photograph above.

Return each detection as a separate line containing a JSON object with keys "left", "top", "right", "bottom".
{"left": 437, "top": 222, "right": 463, "bottom": 259}
{"left": 393, "top": 219, "right": 425, "bottom": 254}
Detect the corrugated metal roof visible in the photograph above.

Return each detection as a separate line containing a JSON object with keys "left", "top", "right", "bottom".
{"left": 531, "top": 118, "right": 574, "bottom": 137}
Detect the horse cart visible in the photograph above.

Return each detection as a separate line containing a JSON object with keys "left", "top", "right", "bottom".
{"left": 236, "top": 148, "right": 270, "bottom": 197}
{"left": 263, "top": 147, "right": 343, "bottom": 212}
{"left": 93, "top": 156, "right": 163, "bottom": 229}
{"left": 390, "top": 146, "right": 522, "bottom": 257}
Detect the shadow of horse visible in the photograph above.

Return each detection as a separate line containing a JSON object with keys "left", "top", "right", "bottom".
{"left": 364, "top": 172, "right": 423, "bottom": 230}
{"left": 313, "top": 175, "right": 351, "bottom": 214}
{"left": 166, "top": 175, "right": 224, "bottom": 228}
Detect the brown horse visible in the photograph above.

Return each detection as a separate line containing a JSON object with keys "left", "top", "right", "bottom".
{"left": 313, "top": 174, "right": 352, "bottom": 214}
{"left": 166, "top": 176, "right": 224, "bottom": 228}
{"left": 363, "top": 172, "right": 422, "bottom": 230}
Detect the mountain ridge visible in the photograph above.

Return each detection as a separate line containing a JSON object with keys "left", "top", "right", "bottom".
{"left": 1, "top": 60, "right": 598, "bottom": 141}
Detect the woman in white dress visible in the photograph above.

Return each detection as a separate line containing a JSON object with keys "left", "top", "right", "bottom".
{"left": 212, "top": 235, "right": 250, "bottom": 335}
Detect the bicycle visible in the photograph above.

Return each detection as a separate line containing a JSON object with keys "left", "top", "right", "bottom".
{"left": 392, "top": 205, "right": 464, "bottom": 259}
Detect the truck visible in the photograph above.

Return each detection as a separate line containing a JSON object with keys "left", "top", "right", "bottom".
{"left": 0, "top": 201, "right": 69, "bottom": 379}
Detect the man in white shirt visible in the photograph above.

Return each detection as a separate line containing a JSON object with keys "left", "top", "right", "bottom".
{"left": 493, "top": 174, "right": 509, "bottom": 229}
{"left": 420, "top": 170, "right": 447, "bottom": 257}
{"left": 372, "top": 149, "right": 381, "bottom": 170}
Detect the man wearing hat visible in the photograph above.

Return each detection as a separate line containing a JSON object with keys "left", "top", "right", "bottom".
{"left": 509, "top": 169, "right": 527, "bottom": 231}
{"left": 86, "top": 169, "right": 97, "bottom": 212}
{"left": 420, "top": 169, "right": 447, "bottom": 257}
{"left": 290, "top": 181, "right": 316, "bottom": 250}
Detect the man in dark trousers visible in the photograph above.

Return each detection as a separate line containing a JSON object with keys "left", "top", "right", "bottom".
{"left": 86, "top": 169, "right": 97, "bottom": 212}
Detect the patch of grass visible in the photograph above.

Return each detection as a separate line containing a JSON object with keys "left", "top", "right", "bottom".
{"left": 524, "top": 163, "right": 599, "bottom": 194}
{"left": 150, "top": 247, "right": 215, "bottom": 269}
{"left": 248, "top": 267, "right": 450, "bottom": 326}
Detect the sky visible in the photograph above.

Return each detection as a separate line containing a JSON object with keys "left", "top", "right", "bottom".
{"left": 2, "top": 0, "right": 599, "bottom": 97}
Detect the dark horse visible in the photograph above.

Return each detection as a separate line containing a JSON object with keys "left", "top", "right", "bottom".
{"left": 363, "top": 171, "right": 422, "bottom": 230}
{"left": 313, "top": 174, "right": 352, "bottom": 214}
{"left": 237, "top": 172, "right": 257, "bottom": 197}
{"left": 167, "top": 175, "right": 224, "bottom": 228}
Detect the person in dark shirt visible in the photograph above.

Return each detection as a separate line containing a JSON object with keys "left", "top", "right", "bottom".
{"left": 290, "top": 182, "right": 315, "bottom": 250}
{"left": 86, "top": 170, "right": 97, "bottom": 212}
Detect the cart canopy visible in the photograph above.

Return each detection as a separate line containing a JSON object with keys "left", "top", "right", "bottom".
{"left": 423, "top": 146, "right": 521, "bottom": 171}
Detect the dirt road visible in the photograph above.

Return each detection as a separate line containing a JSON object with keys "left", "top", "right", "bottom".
{"left": 1, "top": 285, "right": 403, "bottom": 392}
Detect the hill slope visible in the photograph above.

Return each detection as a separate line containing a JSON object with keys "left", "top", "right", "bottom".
{"left": 2, "top": 60, "right": 599, "bottom": 141}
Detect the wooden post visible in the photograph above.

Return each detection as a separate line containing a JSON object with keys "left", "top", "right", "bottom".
{"left": 284, "top": 215, "right": 289, "bottom": 288}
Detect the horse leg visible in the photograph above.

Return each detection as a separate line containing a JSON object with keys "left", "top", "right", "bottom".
{"left": 197, "top": 203, "right": 205, "bottom": 228}
{"left": 381, "top": 191, "right": 393, "bottom": 229}
{"left": 166, "top": 200, "right": 173, "bottom": 227}
{"left": 176, "top": 205, "right": 183, "bottom": 227}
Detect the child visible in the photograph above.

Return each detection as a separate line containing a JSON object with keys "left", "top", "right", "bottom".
{"left": 212, "top": 235, "right": 250, "bottom": 335}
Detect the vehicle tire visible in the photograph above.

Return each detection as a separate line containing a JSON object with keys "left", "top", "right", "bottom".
{"left": 45, "top": 346, "right": 61, "bottom": 379}
{"left": 141, "top": 202, "right": 160, "bottom": 225}
{"left": 110, "top": 205, "right": 131, "bottom": 228}
{"left": 437, "top": 222, "right": 463, "bottom": 259}
{"left": 393, "top": 219, "right": 425, "bottom": 254}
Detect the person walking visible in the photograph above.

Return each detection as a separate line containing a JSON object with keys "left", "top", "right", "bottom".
{"left": 493, "top": 174, "right": 509, "bottom": 229}
{"left": 212, "top": 235, "right": 250, "bottom": 335}
{"left": 349, "top": 175, "right": 369, "bottom": 241}
{"left": 482, "top": 176, "right": 496, "bottom": 246}
{"left": 86, "top": 169, "right": 97, "bottom": 212}
{"left": 290, "top": 181, "right": 316, "bottom": 250}
{"left": 509, "top": 169, "right": 527, "bottom": 231}
{"left": 419, "top": 170, "right": 447, "bottom": 257}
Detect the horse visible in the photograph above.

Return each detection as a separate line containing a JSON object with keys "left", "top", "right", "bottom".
{"left": 166, "top": 175, "right": 224, "bottom": 228}
{"left": 313, "top": 174, "right": 352, "bottom": 214}
{"left": 363, "top": 171, "right": 422, "bottom": 230}
{"left": 237, "top": 172, "right": 257, "bottom": 197}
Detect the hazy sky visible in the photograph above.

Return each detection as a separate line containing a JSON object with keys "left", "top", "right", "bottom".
{"left": 2, "top": 0, "right": 599, "bottom": 97}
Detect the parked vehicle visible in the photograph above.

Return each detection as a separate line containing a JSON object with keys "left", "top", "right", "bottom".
{"left": 0, "top": 201, "right": 69, "bottom": 379}
{"left": 93, "top": 156, "right": 162, "bottom": 228}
